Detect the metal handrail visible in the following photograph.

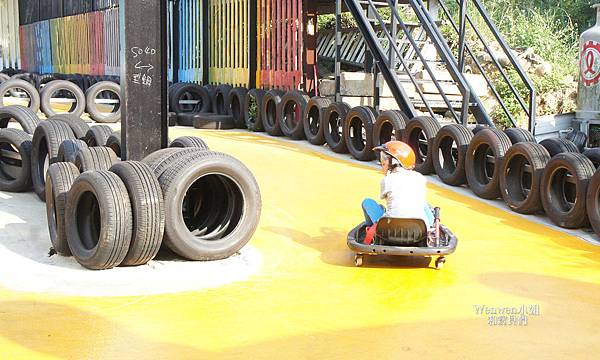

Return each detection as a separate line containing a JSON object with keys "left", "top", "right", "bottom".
{"left": 365, "top": 0, "right": 458, "bottom": 121}
{"left": 438, "top": 0, "right": 536, "bottom": 131}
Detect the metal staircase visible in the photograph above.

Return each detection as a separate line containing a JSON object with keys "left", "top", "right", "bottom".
{"left": 340, "top": 0, "right": 536, "bottom": 131}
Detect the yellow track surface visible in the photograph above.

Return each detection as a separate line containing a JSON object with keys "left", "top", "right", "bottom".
{"left": 1, "top": 129, "right": 600, "bottom": 359}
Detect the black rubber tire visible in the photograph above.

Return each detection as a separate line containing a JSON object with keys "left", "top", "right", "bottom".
{"left": 74, "top": 146, "right": 118, "bottom": 172}
{"left": 169, "top": 136, "right": 209, "bottom": 149}
{"left": 403, "top": 116, "right": 441, "bottom": 174}
{"left": 168, "top": 112, "right": 177, "bottom": 127}
{"left": 262, "top": 89, "right": 285, "bottom": 136}
{"left": 539, "top": 138, "right": 579, "bottom": 157}
{"left": 109, "top": 161, "right": 165, "bottom": 266}
{"left": 0, "top": 105, "right": 40, "bottom": 134}
{"left": 586, "top": 170, "right": 600, "bottom": 238}
{"left": 465, "top": 128, "right": 512, "bottom": 199}
{"left": 66, "top": 170, "right": 133, "bottom": 270}
{"left": 176, "top": 112, "right": 196, "bottom": 127}
{"left": 432, "top": 123, "right": 473, "bottom": 186}
{"left": 142, "top": 148, "right": 209, "bottom": 179}
{"left": 278, "top": 91, "right": 309, "bottom": 140}
{"left": 566, "top": 129, "right": 587, "bottom": 152}
{"left": 583, "top": 148, "right": 600, "bottom": 169}
{"left": 229, "top": 87, "right": 248, "bottom": 128}
{"left": 471, "top": 124, "right": 489, "bottom": 135}
{"left": 171, "top": 83, "right": 211, "bottom": 114}
{"left": 0, "top": 73, "right": 9, "bottom": 84}
{"left": 40, "top": 80, "right": 86, "bottom": 118}
{"left": 343, "top": 106, "right": 376, "bottom": 161}
{"left": 85, "top": 125, "right": 114, "bottom": 147}
{"left": 303, "top": 96, "right": 332, "bottom": 145}
{"left": 31, "top": 120, "right": 76, "bottom": 201}
{"left": 36, "top": 74, "right": 57, "bottom": 92}
{"left": 85, "top": 81, "right": 121, "bottom": 123}
{"left": 193, "top": 113, "right": 236, "bottom": 130}
{"left": 58, "top": 139, "right": 89, "bottom": 163}
{"left": 48, "top": 114, "right": 90, "bottom": 139}
{"left": 0, "top": 79, "right": 41, "bottom": 113}
{"left": 245, "top": 88, "right": 266, "bottom": 132}
{"left": 373, "top": 110, "right": 408, "bottom": 148}
{"left": 323, "top": 102, "right": 350, "bottom": 154}
{"left": 203, "top": 84, "right": 216, "bottom": 111}
{"left": 214, "top": 84, "right": 233, "bottom": 115}
{"left": 45, "top": 162, "right": 80, "bottom": 255}
{"left": 157, "top": 151, "right": 261, "bottom": 260}
{"left": 504, "top": 127, "right": 536, "bottom": 145}
{"left": 0, "top": 128, "right": 33, "bottom": 192}
{"left": 540, "top": 153, "right": 595, "bottom": 228}
{"left": 500, "top": 142, "right": 551, "bottom": 214}
{"left": 105, "top": 131, "right": 121, "bottom": 158}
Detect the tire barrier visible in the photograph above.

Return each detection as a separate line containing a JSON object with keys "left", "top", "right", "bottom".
{"left": 344, "top": 106, "right": 377, "bottom": 161}
{"left": 176, "top": 113, "right": 196, "bottom": 127}
{"left": 214, "top": 84, "right": 233, "bottom": 115}
{"left": 245, "top": 89, "right": 266, "bottom": 132}
{"left": 45, "top": 162, "right": 80, "bottom": 255}
{"left": 66, "top": 170, "right": 133, "bottom": 270}
{"left": 583, "top": 148, "right": 600, "bottom": 169}
{"left": 566, "top": 129, "right": 588, "bottom": 152}
{"left": 262, "top": 89, "right": 285, "bottom": 136}
{"left": 586, "top": 170, "right": 600, "bottom": 238}
{"left": 403, "top": 116, "right": 441, "bottom": 174}
{"left": 48, "top": 114, "right": 91, "bottom": 139}
{"left": 170, "top": 83, "right": 211, "bottom": 114}
{"left": 0, "top": 105, "right": 40, "bottom": 134}
{"left": 373, "top": 110, "right": 407, "bottom": 149}
{"left": 169, "top": 136, "right": 210, "bottom": 149}
{"left": 0, "top": 128, "right": 33, "bottom": 192}
{"left": 465, "top": 128, "right": 511, "bottom": 200}
{"left": 58, "top": 139, "right": 89, "bottom": 163}
{"left": 109, "top": 161, "right": 165, "bottom": 266}
{"left": 499, "top": 142, "right": 550, "bottom": 214}
{"left": 229, "top": 87, "right": 249, "bottom": 128}
{"left": 541, "top": 153, "right": 595, "bottom": 229}
{"left": 31, "top": 120, "right": 76, "bottom": 201}
{"left": 74, "top": 146, "right": 118, "bottom": 172}
{"left": 0, "top": 79, "right": 41, "bottom": 113}
{"left": 303, "top": 97, "right": 332, "bottom": 146}
{"left": 40, "top": 80, "right": 86, "bottom": 117}
{"left": 323, "top": 101, "right": 350, "bottom": 154}
{"left": 193, "top": 114, "right": 236, "bottom": 130}
{"left": 432, "top": 124, "right": 472, "bottom": 186}
{"left": 539, "top": 138, "right": 579, "bottom": 157}
{"left": 156, "top": 150, "right": 261, "bottom": 260}
{"left": 105, "top": 131, "right": 121, "bottom": 158}
{"left": 279, "top": 91, "right": 309, "bottom": 140}
{"left": 85, "top": 81, "right": 121, "bottom": 123}
{"left": 85, "top": 125, "right": 113, "bottom": 147}
{"left": 504, "top": 127, "right": 535, "bottom": 145}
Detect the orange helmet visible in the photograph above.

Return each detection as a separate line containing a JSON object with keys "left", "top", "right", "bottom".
{"left": 373, "top": 141, "right": 416, "bottom": 170}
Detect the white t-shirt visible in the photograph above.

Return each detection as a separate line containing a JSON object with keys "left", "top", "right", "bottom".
{"left": 380, "top": 168, "right": 429, "bottom": 224}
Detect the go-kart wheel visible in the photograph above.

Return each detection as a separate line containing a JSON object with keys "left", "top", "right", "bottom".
{"left": 435, "top": 256, "right": 446, "bottom": 270}
{"left": 354, "top": 254, "right": 364, "bottom": 267}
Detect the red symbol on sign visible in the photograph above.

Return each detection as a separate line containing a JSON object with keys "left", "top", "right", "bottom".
{"left": 581, "top": 41, "right": 600, "bottom": 86}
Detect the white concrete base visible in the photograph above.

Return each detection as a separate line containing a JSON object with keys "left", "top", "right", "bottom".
{"left": 0, "top": 191, "right": 262, "bottom": 297}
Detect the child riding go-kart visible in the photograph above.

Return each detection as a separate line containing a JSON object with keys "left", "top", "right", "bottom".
{"left": 347, "top": 141, "right": 458, "bottom": 269}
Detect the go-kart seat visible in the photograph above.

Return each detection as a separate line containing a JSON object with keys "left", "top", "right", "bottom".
{"left": 375, "top": 217, "right": 427, "bottom": 246}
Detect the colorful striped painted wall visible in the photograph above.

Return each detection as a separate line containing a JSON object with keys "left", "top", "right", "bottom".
{"left": 257, "top": 0, "right": 304, "bottom": 91}
{"left": 19, "top": 8, "right": 119, "bottom": 75}
{"left": 0, "top": 0, "right": 21, "bottom": 69}
{"left": 178, "top": 0, "right": 203, "bottom": 83}
{"left": 209, "top": 0, "right": 250, "bottom": 87}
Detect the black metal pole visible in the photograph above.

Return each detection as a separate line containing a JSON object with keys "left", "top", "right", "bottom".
{"left": 119, "top": 0, "right": 169, "bottom": 161}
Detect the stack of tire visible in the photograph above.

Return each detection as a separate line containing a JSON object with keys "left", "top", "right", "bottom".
{"left": 0, "top": 106, "right": 261, "bottom": 270}
{"left": 0, "top": 73, "right": 121, "bottom": 123}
